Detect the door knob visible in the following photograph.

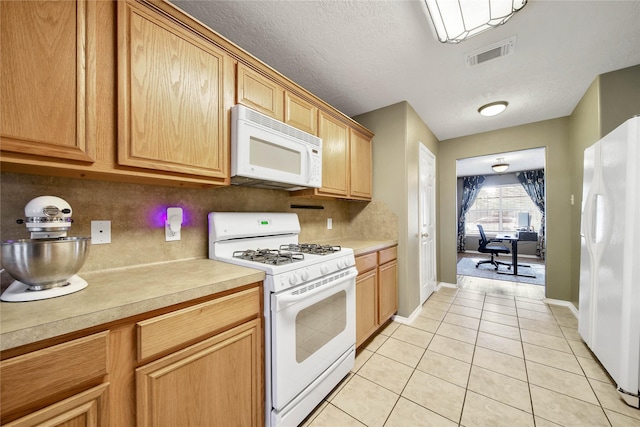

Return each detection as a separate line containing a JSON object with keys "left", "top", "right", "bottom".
{"left": 421, "top": 233, "right": 429, "bottom": 238}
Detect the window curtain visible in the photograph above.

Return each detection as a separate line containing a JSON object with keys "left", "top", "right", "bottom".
{"left": 457, "top": 175, "right": 486, "bottom": 252}
{"left": 517, "top": 169, "right": 545, "bottom": 258}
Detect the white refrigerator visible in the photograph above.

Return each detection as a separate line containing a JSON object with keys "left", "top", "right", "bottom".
{"left": 579, "top": 115, "right": 640, "bottom": 408}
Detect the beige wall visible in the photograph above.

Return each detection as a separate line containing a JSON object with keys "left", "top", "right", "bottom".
{"left": 567, "top": 64, "right": 640, "bottom": 306}
{"left": 568, "top": 78, "right": 601, "bottom": 307}
{"left": 439, "top": 118, "right": 572, "bottom": 300}
{"left": 354, "top": 101, "right": 439, "bottom": 317}
{"left": 600, "top": 64, "right": 640, "bottom": 137}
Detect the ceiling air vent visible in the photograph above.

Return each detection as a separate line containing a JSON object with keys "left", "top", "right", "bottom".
{"left": 465, "top": 36, "right": 516, "bottom": 68}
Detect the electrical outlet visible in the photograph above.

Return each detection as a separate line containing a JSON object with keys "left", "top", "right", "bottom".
{"left": 327, "top": 218, "right": 332, "bottom": 230}
{"left": 91, "top": 221, "right": 111, "bottom": 244}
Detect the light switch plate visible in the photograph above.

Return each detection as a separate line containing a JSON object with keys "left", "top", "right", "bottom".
{"left": 91, "top": 221, "right": 111, "bottom": 244}
{"left": 327, "top": 218, "right": 333, "bottom": 230}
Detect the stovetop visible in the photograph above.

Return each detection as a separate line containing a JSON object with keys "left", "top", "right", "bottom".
{"left": 280, "top": 243, "right": 342, "bottom": 256}
{"left": 232, "top": 243, "right": 343, "bottom": 266}
{"left": 208, "top": 212, "right": 356, "bottom": 292}
{"left": 233, "top": 248, "right": 306, "bottom": 266}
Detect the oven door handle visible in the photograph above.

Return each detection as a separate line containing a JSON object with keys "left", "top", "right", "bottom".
{"left": 274, "top": 268, "right": 357, "bottom": 311}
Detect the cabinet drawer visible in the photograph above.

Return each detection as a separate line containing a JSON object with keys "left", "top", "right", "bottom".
{"left": 378, "top": 246, "right": 397, "bottom": 265}
{"left": 137, "top": 287, "right": 261, "bottom": 361}
{"left": 0, "top": 331, "right": 109, "bottom": 418}
{"left": 355, "top": 252, "right": 377, "bottom": 274}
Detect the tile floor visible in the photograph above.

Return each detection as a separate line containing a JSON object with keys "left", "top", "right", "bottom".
{"left": 300, "top": 276, "right": 640, "bottom": 427}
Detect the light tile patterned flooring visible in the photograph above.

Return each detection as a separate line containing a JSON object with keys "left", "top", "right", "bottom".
{"left": 301, "top": 276, "right": 640, "bottom": 427}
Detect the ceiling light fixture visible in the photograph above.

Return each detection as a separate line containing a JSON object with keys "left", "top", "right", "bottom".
{"left": 478, "top": 101, "right": 508, "bottom": 117}
{"left": 492, "top": 158, "right": 510, "bottom": 173}
{"left": 422, "top": 0, "right": 527, "bottom": 44}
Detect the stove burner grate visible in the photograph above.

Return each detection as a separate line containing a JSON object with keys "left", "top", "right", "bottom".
{"left": 233, "top": 248, "right": 305, "bottom": 265}
{"left": 280, "top": 243, "right": 342, "bottom": 255}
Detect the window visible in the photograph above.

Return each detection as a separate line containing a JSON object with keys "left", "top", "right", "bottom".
{"left": 465, "top": 184, "right": 541, "bottom": 233}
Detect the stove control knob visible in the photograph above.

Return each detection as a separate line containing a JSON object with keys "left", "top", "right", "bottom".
{"left": 288, "top": 274, "right": 298, "bottom": 286}
{"left": 320, "top": 265, "right": 329, "bottom": 275}
{"left": 337, "top": 258, "right": 346, "bottom": 269}
{"left": 301, "top": 269, "right": 310, "bottom": 281}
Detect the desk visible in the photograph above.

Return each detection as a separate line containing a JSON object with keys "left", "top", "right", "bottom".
{"left": 495, "top": 233, "right": 536, "bottom": 278}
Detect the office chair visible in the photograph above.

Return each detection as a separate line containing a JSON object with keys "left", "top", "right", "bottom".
{"left": 476, "top": 225, "right": 511, "bottom": 271}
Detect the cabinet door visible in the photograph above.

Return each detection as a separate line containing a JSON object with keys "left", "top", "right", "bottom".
{"left": 284, "top": 92, "right": 318, "bottom": 135}
{"left": 317, "top": 112, "right": 349, "bottom": 197}
{"left": 378, "top": 260, "right": 398, "bottom": 324}
{"left": 5, "top": 384, "right": 109, "bottom": 427}
{"left": 349, "top": 129, "right": 373, "bottom": 200}
{"left": 237, "top": 63, "right": 284, "bottom": 120}
{"left": 137, "top": 319, "right": 262, "bottom": 427}
{"left": 356, "top": 269, "right": 378, "bottom": 348}
{"left": 0, "top": 0, "right": 96, "bottom": 162}
{"left": 118, "top": 0, "right": 230, "bottom": 180}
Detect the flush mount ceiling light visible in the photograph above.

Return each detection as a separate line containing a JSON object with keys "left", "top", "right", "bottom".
{"left": 492, "top": 158, "right": 510, "bottom": 173}
{"left": 478, "top": 101, "right": 508, "bottom": 117}
{"left": 423, "top": 0, "right": 527, "bottom": 44}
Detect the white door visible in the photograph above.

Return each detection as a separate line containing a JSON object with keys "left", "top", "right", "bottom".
{"left": 419, "top": 144, "right": 437, "bottom": 305}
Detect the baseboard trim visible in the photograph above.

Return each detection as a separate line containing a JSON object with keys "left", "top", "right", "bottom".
{"left": 394, "top": 282, "right": 459, "bottom": 324}
{"left": 438, "top": 281, "right": 458, "bottom": 290}
{"left": 544, "top": 298, "right": 579, "bottom": 319}
{"left": 393, "top": 305, "right": 422, "bottom": 324}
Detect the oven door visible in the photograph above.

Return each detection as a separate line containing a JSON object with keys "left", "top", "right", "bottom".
{"left": 270, "top": 267, "right": 357, "bottom": 410}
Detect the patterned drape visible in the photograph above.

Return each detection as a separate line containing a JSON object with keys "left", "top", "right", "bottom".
{"left": 517, "top": 169, "right": 545, "bottom": 258}
{"left": 457, "top": 175, "right": 486, "bottom": 252}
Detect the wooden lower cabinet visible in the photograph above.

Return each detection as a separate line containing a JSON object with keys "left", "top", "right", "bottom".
{"left": 0, "top": 285, "right": 264, "bottom": 427}
{"left": 137, "top": 319, "right": 261, "bottom": 427}
{"left": 4, "top": 384, "right": 109, "bottom": 427}
{"left": 355, "top": 245, "right": 398, "bottom": 348}
{"left": 0, "top": 332, "right": 109, "bottom": 425}
{"left": 378, "top": 259, "right": 398, "bottom": 323}
{"left": 355, "top": 268, "right": 378, "bottom": 348}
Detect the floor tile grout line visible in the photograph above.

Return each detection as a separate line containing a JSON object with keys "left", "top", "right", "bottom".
{"left": 456, "top": 289, "right": 485, "bottom": 427}
{"left": 318, "top": 281, "right": 629, "bottom": 427}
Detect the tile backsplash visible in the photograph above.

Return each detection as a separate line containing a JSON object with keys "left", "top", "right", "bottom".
{"left": 1, "top": 173, "right": 397, "bottom": 286}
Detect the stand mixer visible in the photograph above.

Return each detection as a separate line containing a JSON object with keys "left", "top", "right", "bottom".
{"left": 1, "top": 196, "right": 91, "bottom": 302}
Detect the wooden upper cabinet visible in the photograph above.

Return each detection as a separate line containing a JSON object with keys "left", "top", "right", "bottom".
{"left": 236, "top": 63, "right": 284, "bottom": 120}
{"left": 349, "top": 129, "right": 373, "bottom": 200}
{"left": 0, "top": 0, "right": 96, "bottom": 162}
{"left": 284, "top": 92, "right": 318, "bottom": 135}
{"left": 117, "top": 0, "right": 230, "bottom": 180}
{"left": 317, "top": 112, "right": 349, "bottom": 197}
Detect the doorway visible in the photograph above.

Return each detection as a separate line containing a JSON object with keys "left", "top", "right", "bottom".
{"left": 455, "top": 148, "right": 546, "bottom": 292}
{"left": 419, "top": 144, "right": 437, "bottom": 305}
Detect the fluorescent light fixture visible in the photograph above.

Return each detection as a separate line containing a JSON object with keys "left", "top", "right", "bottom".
{"left": 479, "top": 101, "right": 508, "bottom": 117}
{"left": 423, "top": 0, "right": 527, "bottom": 44}
{"left": 492, "top": 158, "right": 509, "bottom": 173}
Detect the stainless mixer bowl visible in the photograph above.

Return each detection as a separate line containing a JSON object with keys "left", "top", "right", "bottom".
{"left": 1, "top": 237, "right": 91, "bottom": 290}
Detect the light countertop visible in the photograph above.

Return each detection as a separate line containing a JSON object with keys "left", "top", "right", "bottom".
{"left": 0, "top": 239, "right": 396, "bottom": 352}
{"left": 0, "top": 258, "right": 264, "bottom": 351}
{"left": 336, "top": 239, "right": 398, "bottom": 256}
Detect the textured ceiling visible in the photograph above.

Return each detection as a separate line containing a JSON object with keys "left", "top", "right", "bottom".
{"left": 171, "top": 0, "right": 640, "bottom": 141}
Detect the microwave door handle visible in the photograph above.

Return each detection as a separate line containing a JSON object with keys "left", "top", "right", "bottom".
{"left": 306, "top": 146, "right": 312, "bottom": 183}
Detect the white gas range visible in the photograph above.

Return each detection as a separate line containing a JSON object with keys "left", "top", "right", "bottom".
{"left": 208, "top": 212, "right": 357, "bottom": 427}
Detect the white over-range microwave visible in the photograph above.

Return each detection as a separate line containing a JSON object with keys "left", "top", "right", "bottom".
{"left": 231, "top": 104, "right": 322, "bottom": 191}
